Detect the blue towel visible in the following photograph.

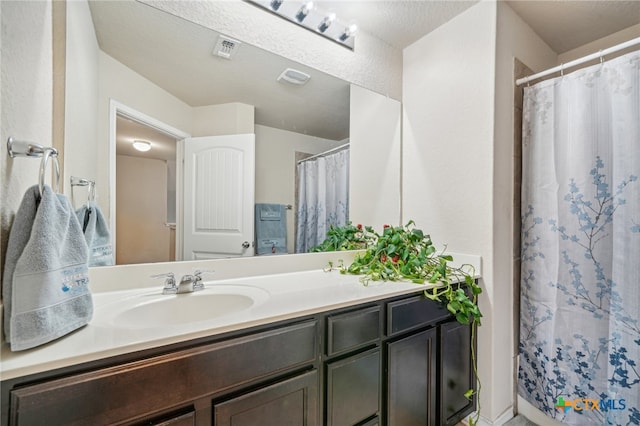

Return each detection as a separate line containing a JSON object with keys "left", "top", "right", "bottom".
{"left": 76, "top": 201, "right": 114, "bottom": 267}
{"left": 255, "top": 203, "right": 287, "bottom": 255}
{"left": 3, "top": 185, "right": 92, "bottom": 351}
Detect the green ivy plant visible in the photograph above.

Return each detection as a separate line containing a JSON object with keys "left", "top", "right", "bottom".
{"left": 313, "top": 221, "right": 483, "bottom": 425}
{"left": 310, "top": 221, "right": 377, "bottom": 252}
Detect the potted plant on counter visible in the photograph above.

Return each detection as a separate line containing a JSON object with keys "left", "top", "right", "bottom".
{"left": 313, "top": 220, "right": 482, "bottom": 425}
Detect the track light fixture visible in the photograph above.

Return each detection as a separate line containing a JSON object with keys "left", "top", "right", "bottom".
{"left": 339, "top": 23, "right": 358, "bottom": 42}
{"left": 295, "top": 1, "right": 313, "bottom": 22}
{"left": 246, "top": 0, "right": 357, "bottom": 50}
{"left": 317, "top": 13, "right": 335, "bottom": 33}
{"left": 269, "top": 0, "right": 283, "bottom": 11}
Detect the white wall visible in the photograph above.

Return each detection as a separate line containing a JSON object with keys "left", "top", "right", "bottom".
{"left": 403, "top": 2, "right": 560, "bottom": 422}
{"left": 97, "top": 51, "right": 194, "bottom": 221}
{"left": 64, "top": 0, "right": 99, "bottom": 200}
{"left": 0, "top": 1, "right": 53, "bottom": 276}
{"left": 349, "top": 84, "right": 401, "bottom": 228}
{"left": 403, "top": 1, "right": 499, "bottom": 420}
{"left": 254, "top": 124, "right": 343, "bottom": 253}
{"left": 116, "top": 155, "right": 170, "bottom": 264}
{"left": 142, "top": 0, "right": 403, "bottom": 100}
{"left": 558, "top": 23, "right": 640, "bottom": 64}
{"left": 494, "top": 2, "right": 557, "bottom": 421}
{"left": 192, "top": 103, "right": 254, "bottom": 137}
{"left": 403, "top": 2, "right": 496, "bottom": 255}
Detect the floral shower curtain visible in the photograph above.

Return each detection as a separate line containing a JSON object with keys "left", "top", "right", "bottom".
{"left": 296, "top": 148, "right": 349, "bottom": 253}
{"left": 519, "top": 51, "right": 640, "bottom": 425}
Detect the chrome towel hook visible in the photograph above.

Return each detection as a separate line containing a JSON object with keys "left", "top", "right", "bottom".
{"left": 70, "top": 176, "right": 96, "bottom": 206}
{"left": 39, "top": 148, "right": 60, "bottom": 197}
{"left": 7, "top": 137, "right": 52, "bottom": 158}
{"left": 7, "top": 137, "right": 60, "bottom": 198}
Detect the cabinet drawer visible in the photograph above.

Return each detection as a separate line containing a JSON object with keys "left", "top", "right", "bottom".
{"left": 387, "top": 295, "right": 450, "bottom": 336}
{"left": 138, "top": 410, "right": 195, "bottom": 426}
{"left": 9, "top": 321, "right": 317, "bottom": 426}
{"left": 326, "top": 305, "right": 380, "bottom": 356}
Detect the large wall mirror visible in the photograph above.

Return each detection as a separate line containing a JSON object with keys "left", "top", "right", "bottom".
{"left": 64, "top": 0, "right": 360, "bottom": 265}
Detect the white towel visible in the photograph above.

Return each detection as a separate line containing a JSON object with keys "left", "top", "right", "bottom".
{"left": 76, "top": 201, "right": 114, "bottom": 267}
{"left": 3, "top": 185, "right": 93, "bottom": 351}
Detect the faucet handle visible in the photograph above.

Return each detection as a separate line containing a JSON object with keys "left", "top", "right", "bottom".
{"left": 193, "top": 269, "right": 214, "bottom": 278}
{"left": 192, "top": 269, "right": 214, "bottom": 291}
{"left": 152, "top": 272, "right": 177, "bottom": 294}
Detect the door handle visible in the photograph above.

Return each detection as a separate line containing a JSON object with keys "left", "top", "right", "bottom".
{"left": 242, "top": 241, "right": 250, "bottom": 249}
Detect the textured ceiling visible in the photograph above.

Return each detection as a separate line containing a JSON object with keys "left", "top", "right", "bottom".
{"left": 317, "top": 0, "right": 639, "bottom": 52}
{"left": 507, "top": 0, "right": 640, "bottom": 54}
{"left": 314, "top": 1, "right": 478, "bottom": 49}
{"left": 90, "top": 1, "right": 351, "bottom": 142}
{"left": 91, "top": 0, "right": 640, "bottom": 157}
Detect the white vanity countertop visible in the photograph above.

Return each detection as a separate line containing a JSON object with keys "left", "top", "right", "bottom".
{"left": 0, "top": 252, "right": 481, "bottom": 381}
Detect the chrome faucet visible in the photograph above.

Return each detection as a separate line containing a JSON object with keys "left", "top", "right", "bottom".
{"left": 152, "top": 270, "right": 211, "bottom": 294}
{"left": 176, "top": 271, "right": 205, "bottom": 294}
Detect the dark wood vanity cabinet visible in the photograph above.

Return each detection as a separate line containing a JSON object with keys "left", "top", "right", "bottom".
{"left": 387, "top": 328, "right": 438, "bottom": 426}
{"left": 323, "top": 292, "right": 476, "bottom": 426}
{"left": 4, "top": 321, "right": 318, "bottom": 426}
{"left": 324, "top": 305, "right": 382, "bottom": 426}
{"left": 440, "top": 320, "right": 476, "bottom": 426}
{"left": 214, "top": 370, "right": 319, "bottom": 426}
{"left": 1, "top": 289, "right": 476, "bottom": 426}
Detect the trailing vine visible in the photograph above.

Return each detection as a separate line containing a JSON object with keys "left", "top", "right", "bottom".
{"left": 313, "top": 220, "right": 483, "bottom": 424}
{"left": 310, "top": 222, "right": 376, "bottom": 252}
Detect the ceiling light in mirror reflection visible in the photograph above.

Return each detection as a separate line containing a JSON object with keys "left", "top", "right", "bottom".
{"left": 132, "top": 140, "right": 151, "bottom": 152}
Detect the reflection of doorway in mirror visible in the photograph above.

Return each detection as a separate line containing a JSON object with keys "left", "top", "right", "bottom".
{"left": 115, "top": 114, "right": 179, "bottom": 265}
{"left": 182, "top": 135, "right": 256, "bottom": 260}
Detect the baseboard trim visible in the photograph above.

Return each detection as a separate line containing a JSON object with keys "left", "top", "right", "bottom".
{"left": 464, "top": 405, "right": 514, "bottom": 426}
{"left": 516, "top": 395, "right": 566, "bottom": 426}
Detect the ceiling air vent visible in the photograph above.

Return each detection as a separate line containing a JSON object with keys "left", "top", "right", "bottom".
{"left": 277, "top": 68, "right": 311, "bottom": 85}
{"left": 213, "top": 35, "right": 242, "bottom": 59}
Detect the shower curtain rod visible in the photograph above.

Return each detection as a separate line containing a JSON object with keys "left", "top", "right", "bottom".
{"left": 297, "top": 142, "right": 350, "bottom": 164}
{"left": 516, "top": 36, "right": 640, "bottom": 86}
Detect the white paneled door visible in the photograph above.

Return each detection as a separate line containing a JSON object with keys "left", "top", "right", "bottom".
{"left": 182, "top": 134, "right": 255, "bottom": 259}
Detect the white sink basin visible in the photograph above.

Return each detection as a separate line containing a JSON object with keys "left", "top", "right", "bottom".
{"left": 98, "top": 285, "right": 270, "bottom": 330}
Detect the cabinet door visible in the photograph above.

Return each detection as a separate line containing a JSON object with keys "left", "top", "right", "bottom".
{"left": 386, "top": 328, "right": 436, "bottom": 426}
{"left": 326, "top": 348, "right": 380, "bottom": 426}
{"left": 214, "top": 370, "right": 318, "bottom": 426}
{"left": 440, "top": 320, "right": 475, "bottom": 426}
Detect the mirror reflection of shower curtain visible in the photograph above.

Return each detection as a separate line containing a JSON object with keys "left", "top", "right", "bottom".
{"left": 296, "top": 148, "right": 349, "bottom": 252}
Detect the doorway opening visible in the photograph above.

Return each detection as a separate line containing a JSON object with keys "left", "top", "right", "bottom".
{"left": 108, "top": 100, "right": 191, "bottom": 264}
